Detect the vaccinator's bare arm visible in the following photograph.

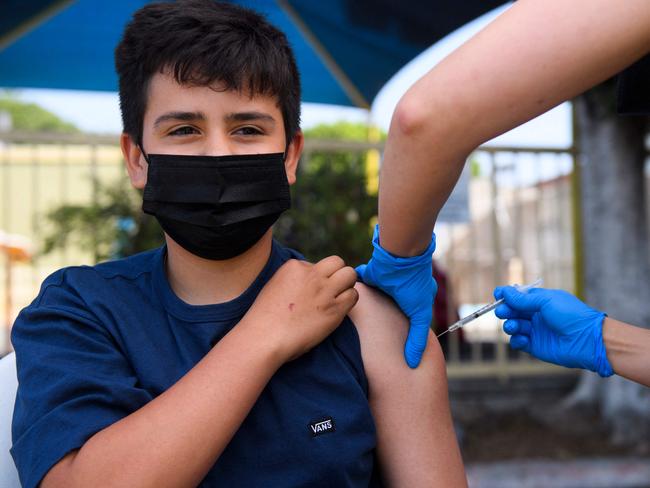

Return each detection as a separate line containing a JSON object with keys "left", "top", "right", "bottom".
{"left": 379, "top": 0, "right": 650, "bottom": 256}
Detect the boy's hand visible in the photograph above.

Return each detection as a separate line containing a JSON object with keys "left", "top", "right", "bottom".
{"left": 242, "top": 256, "right": 359, "bottom": 363}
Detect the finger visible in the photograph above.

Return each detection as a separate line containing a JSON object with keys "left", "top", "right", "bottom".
{"left": 527, "top": 287, "right": 547, "bottom": 294}
{"left": 515, "top": 319, "right": 532, "bottom": 335}
{"left": 403, "top": 311, "right": 433, "bottom": 369}
{"left": 495, "top": 301, "right": 535, "bottom": 320}
{"left": 335, "top": 287, "right": 359, "bottom": 312}
{"left": 329, "top": 266, "right": 358, "bottom": 297}
{"left": 494, "top": 303, "right": 530, "bottom": 320}
{"left": 354, "top": 264, "right": 367, "bottom": 281}
{"left": 315, "top": 255, "right": 345, "bottom": 277}
{"left": 501, "top": 286, "right": 549, "bottom": 313}
{"left": 503, "top": 319, "right": 532, "bottom": 336}
{"left": 494, "top": 286, "right": 505, "bottom": 300}
{"left": 509, "top": 334, "right": 531, "bottom": 352}
{"left": 503, "top": 319, "right": 518, "bottom": 335}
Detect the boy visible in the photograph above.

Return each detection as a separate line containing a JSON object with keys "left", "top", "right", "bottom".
{"left": 10, "top": 2, "right": 465, "bottom": 487}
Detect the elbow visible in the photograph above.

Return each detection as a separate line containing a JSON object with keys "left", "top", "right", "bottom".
{"left": 390, "top": 90, "right": 457, "bottom": 151}
{"left": 390, "top": 94, "right": 429, "bottom": 139}
{"left": 391, "top": 86, "right": 476, "bottom": 156}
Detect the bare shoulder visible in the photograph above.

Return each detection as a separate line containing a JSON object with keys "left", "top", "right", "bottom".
{"left": 348, "top": 282, "right": 409, "bottom": 347}
{"left": 348, "top": 282, "right": 445, "bottom": 392}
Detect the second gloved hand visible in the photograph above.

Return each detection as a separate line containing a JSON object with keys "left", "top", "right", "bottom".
{"left": 356, "top": 225, "right": 437, "bottom": 368}
{"left": 494, "top": 286, "right": 613, "bottom": 377}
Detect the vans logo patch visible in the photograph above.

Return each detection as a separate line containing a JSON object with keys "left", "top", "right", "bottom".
{"left": 309, "top": 417, "right": 335, "bottom": 437}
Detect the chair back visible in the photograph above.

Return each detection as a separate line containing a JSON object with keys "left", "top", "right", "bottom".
{"left": 0, "top": 352, "right": 20, "bottom": 488}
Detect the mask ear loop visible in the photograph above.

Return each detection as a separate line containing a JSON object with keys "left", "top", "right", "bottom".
{"left": 138, "top": 144, "right": 151, "bottom": 165}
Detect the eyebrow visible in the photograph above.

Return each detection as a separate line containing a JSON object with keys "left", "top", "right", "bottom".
{"left": 153, "top": 110, "right": 277, "bottom": 129}
{"left": 225, "top": 111, "right": 276, "bottom": 126}
{"left": 153, "top": 111, "right": 206, "bottom": 129}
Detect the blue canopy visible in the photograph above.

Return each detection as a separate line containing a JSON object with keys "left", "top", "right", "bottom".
{"left": 0, "top": 0, "right": 505, "bottom": 107}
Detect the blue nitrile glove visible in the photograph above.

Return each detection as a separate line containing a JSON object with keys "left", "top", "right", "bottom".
{"left": 356, "top": 225, "right": 437, "bottom": 368}
{"left": 494, "top": 286, "right": 613, "bottom": 377}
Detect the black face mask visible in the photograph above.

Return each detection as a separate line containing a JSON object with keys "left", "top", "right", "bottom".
{"left": 141, "top": 150, "right": 291, "bottom": 260}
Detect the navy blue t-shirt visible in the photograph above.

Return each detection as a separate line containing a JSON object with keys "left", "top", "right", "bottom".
{"left": 11, "top": 242, "right": 381, "bottom": 488}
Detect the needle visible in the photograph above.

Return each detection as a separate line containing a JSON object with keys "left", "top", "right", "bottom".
{"left": 437, "top": 278, "right": 543, "bottom": 338}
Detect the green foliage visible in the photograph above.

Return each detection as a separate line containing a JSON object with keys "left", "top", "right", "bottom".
{"left": 42, "top": 179, "right": 163, "bottom": 262}
{"left": 470, "top": 157, "right": 481, "bottom": 178}
{"left": 274, "top": 122, "right": 381, "bottom": 265}
{"left": 0, "top": 96, "right": 79, "bottom": 133}
{"left": 303, "top": 121, "right": 386, "bottom": 142}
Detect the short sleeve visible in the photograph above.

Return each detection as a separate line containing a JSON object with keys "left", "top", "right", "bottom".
{"left": 330, "top": 317, "right": 369, "bottom": 397}
{"left": 10, "top": 269, "right": 153, "bottom": 488}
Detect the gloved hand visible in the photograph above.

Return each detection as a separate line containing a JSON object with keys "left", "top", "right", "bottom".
{"left": 494, "top": 286, "right": 613, "bottom": 377}
{"left": 356, "top": 225, "right": 437, "bottom": 368}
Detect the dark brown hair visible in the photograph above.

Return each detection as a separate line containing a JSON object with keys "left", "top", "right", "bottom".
{"left": 115, "top": 0, "right": 301, "bottom": 147}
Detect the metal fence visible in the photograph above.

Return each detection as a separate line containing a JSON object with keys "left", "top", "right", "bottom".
{"left": 440, "top": 146, "right": 578, "bottom": 379}
{"left": 0, "top": 131, "right": 592, "bottom": 380}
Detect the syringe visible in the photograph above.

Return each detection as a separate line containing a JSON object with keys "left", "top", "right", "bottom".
{"left": 437, "top": 278, "right": 543, "bottom": 338}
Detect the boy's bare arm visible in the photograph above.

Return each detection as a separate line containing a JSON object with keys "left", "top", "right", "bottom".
{"left": 42, "top": 257, "right": 358, "bottom": 488}
{"left": 379, "top": 0, "right": 650, "bottom": 256}
{"left": 43, "top": 320, "right": 281, "bottom": 488}
{"left": 349, "top": 284, "right": 466, "bottom": 487}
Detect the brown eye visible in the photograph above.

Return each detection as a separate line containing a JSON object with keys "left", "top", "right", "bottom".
{"left": 235, "top": 126, "right": 263, "bottom": 136}
{"left": 169, "top": 126, "right": 199, "bottom": 136}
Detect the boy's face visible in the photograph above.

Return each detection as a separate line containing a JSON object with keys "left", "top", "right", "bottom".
{"left": 122, "top": 71, "right": 302, "bottom": 189}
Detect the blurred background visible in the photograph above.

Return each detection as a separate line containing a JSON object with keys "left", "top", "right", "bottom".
{"left": 1, "top": 1, "right": 649, "bottom": 486}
